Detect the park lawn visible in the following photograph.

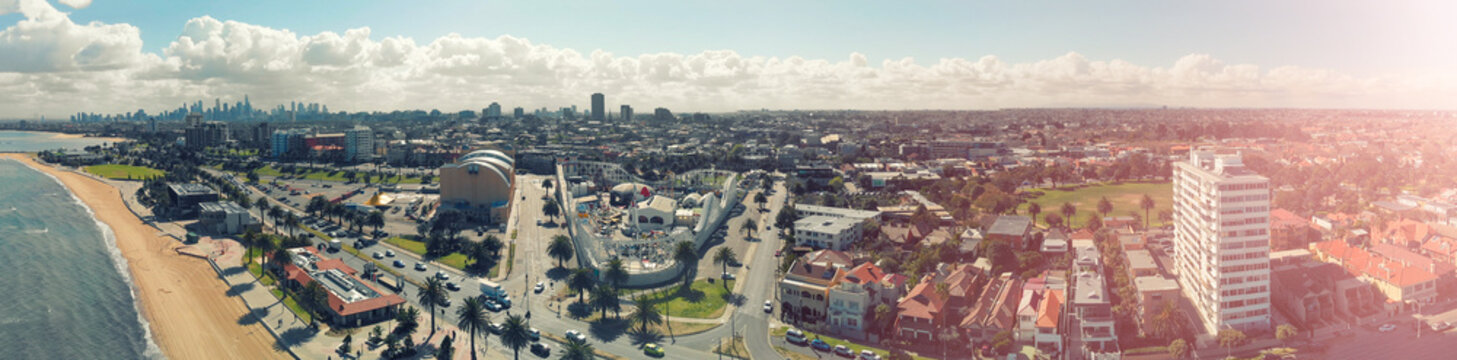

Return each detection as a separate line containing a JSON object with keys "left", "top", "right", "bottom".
{"left": 383, "top": 236, "right": 479, "bottom": 272}
{"left": 84, "top": 164, "right": 165, "bottom": 180}
{"left": 637, "top": 278, "right": 734, "bottom": 319}
{"left": 770, "top": 327, "right": 934, "bottom": 360}
{"left": 248, "top": 165, "right": 427, "bottom": 184}
{"left": 489, "top": 243, "right": 514, "bottom": 278}
{"left": 1018, "top": 181, "right": 1174, "bottom": 229}
{"left": 270, "top": 288, "right": 313, "bottom": 324}
{"left": 247, "top": 262, "right": 275, "bottom": 286}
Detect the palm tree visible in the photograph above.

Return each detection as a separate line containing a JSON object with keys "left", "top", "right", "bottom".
{"left": 1028, "top": 202, "right": 1041, "bottom": 227}
{"left": 713, "top": 247, "right": 737, "bottom": 288}
{"left": 569, "top": 268, "right": 596, "bottom": 304}
{"left": 561, "top": 338, "right": 595, "bottom": 360}
{"left": 548, "top": 235, "right": 574, "bottom": 268}
{"left": 1096, "top": 196, "right": 1113, "bottom": 219}
{"left": 604, "top": 258, "right": 629, "bottom": 288}
{"left": 367, "top": 211, "right": 385, "bottom": 232}
{"left": 542, "top": 198, "right": 561, "bottom": 222}
{"left": 307, "top": 196, "right": 327, "bottom": 217}
{"left": 284, "top": 212, "right": 299, "bottom": 238}
{"left": 1140, "top": 194, "right": 1156, "bottom": 229}
{"left": 419, "top": 277, "right": 448, "bottom": 338}
{"left": 268, "top": 207, "right": 284, "bottom": 234}
{"left": 630, "top": 295, "right": 663, "bottom": 334}
{"left": 256, "top": 198, "right": 272, "bottom": 232}
{"left": 394, "top": 306, "right": 421, "bottom": 341}
{"left": 674, "top": 240, "right": 698, "bottom": 268}
{"left": 754, "top": 192, "right": 768, "bottom": 209}
{"left": 499, "top": 314, "right": 531, "bottom": 360}
{"left": 742, "top": 218, "right": 757, "bottom": 238}
{"left": 455, "top": 297, "right": 489, "bottom": 360}
{"left": 590, "top": 284, "right": 618, "bottom": 318}
{"left": 1060, "top": 203, "right": 1076, "bottom": 229}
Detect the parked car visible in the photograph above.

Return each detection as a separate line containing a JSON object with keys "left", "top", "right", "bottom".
{"left": 721, "top": 272, "right": 736, "bottom": 280}
{"left": 811, "top": 339, "right": 831, "bottom": 352}
{"left": 487, "top": 322, "right": 503, "bottom": 334}
{"left": 786, "top": 329, "right": 807, "bottom": 345}
{"left": 858, "top": 350, "right": 882, "bottom": 360}
{"left": 1380, "top": 323, "right": 1398, "bottom": 332}
{"left": 483, "top": 301, "right": 502, "bottom": 312}
{"left": 834, "top": 345, "right": 854, "bottom": 358}
{"left": 763, "top": 300, "right": 773, "bottom": 313}
{"left": 643, "top": 343, "right": 665, "bottom": 357}
{"left": 534, "top": 281, "right": 545, "bottom": 293}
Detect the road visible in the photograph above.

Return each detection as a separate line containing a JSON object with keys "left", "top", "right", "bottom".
{"left": 222, "top": 168, "right": 753, "bottom": 359}
{"left": 677, "top": 176, "right": 790, "bottom": 360}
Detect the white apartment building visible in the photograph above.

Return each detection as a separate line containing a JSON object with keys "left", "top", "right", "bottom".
{"left": 344, "top": 126, "right": 375, "bottom": 162}
{"left": 1173, "top": 148, "right": 1272, "bottom": 334}
{"left": 795, "top": 215, "right": 864, "bottom": 251}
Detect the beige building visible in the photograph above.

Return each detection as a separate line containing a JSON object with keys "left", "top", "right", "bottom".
{"left": 438, "top": 149, "right": 516, "bottom": 224}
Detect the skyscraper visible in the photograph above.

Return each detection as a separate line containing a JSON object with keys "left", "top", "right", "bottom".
{"left": 513, "top": 107, "right": 524, "bottom": 118}
{"left": 344, "top": 126, "right": 375, "bottom": 163}
{"left": 620, "top": 105, "right": 633, "bottom": 122}
{"left": 590, "top": 93, "right": 605, "bottom": 121}
{"left": 1172, "top": 147, "right": 1272, "bottom": 334}
{"left": 485, "top": 102, "right": 502, "bottom": 121}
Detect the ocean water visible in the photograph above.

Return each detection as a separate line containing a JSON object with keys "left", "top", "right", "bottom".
{"left": 0, "top": 131, "right": 117, "bottom": 152}
{"left": 0, "top": 151, "right": 159, "bottom": 357}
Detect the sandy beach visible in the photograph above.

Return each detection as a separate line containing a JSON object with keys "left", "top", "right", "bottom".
{"left": 1, "top": 154, "right": 287, "bottom": 360}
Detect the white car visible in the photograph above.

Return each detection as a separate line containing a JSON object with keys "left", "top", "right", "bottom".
{"left": 1379, "top": 323, "right": 1398, "bottom": 332}
{"left": 534, "top": 281, "right": 545, "bottom": 293}
{"left": 565, "top": 330, "right": 587, "bottom": 343}
{"left": 435, "top": 271, "right": 450, "bottom": 280}
{"left": 763, "top": 300, "right": 773, "bottom": 313}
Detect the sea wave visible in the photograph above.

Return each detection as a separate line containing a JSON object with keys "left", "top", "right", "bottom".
{"left": 20, "top": 160, "right": 165, "bottom": 360}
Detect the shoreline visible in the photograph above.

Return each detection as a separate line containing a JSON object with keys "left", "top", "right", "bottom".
{"left": 0, "top": 154, "right": 287, "bottom": 360}
{"left": 8, "top": 130, "right": 129, "bottom": 143}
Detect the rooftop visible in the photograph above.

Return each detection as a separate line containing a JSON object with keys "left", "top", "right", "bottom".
{"left": 796, "top": 215, "right": 860, "bottom": 234}
{"left": 1133, "top": 276, "right": 1180, "bottom": 293}
{"left": 796, "top": 204, "right": 881, "bottom": 220}
{"left": 198, "top": 201, "right": 248, "bottom": 214}
{"left": 1073, "top": 271, "right": 1109, "bottom": 304}
{"left": 987, "top": 215, "right": 1033, "bottom": 236}
{"left": 1126, "top": 249, "right": 1157, "bottom": 271}
{"left": 169, "top": 183, "right": 217, "bottom": 197}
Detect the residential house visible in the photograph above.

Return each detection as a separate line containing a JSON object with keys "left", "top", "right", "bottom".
{"left": 778, "top": 250, "right": 854, "bottom": 325}
{"left": 1042, "top": 228, "right": 1070, "bottom": 255}
{"left": 1125, "top": 249, "right": 1159, "bottom": 278}
{"left": 1133, "top": 276, "right": 1180, "bottom": 337}
{"left": 987, "top": 215, "right": 1034, "bottom": 250}
{"left": 960, "top": 273, "right": 1024, "bottom": 343}
{"left": 1270, "top": 208, "right": 1319, "bottom": 251}
{"left": 826, "top": 262, "right": 901, "bottom": 341}
{"left": 1312, "top": 240, "right": 1438, "bottom": 313}
{"left": 896, "top": 274, "right": 947, "bottom": 343}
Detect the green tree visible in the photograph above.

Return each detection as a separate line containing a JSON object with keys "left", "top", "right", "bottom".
{"left": 1140, "top": 193, "right": 1156, "bottom": 229}
{"left": 590, "top": 284, "right": 619, "bottom": 319}
{"left": 393, "top": 306, "right": 421, "bottom": 340}
{"left": 1060, "top": 203, "right": 1077, "bottom": 229}
{"left": 1168, "top": 338, "right": 1189, "bottom": 359}
{"left": 630, "top": 295, "right": 663, "bottom": 334}
{"left": 754, "top": 192, "right": 768, "bottom": 209}
{"left": 436, "top": 333, "right": 454, "bottom": 360}
{"left": 419, "top": 277, "right": 448, "bottom": 338}
{"left": 1086, "top": 213, "right": 1103, "bottom": 232}
{"left": 561, "top": 337, "right": 595, "bottom": 360}
{"left": 1028, "top": 202, "right": 1041, "bottom": 227}
{"left": 1097, "top": 196, "right": 1113, "bottom": 219}
{"left": 548, "top": 235, "right": 574, "bottom": 268}
{"left": 256, "top": 198, "right": 272, "bottom": 231}
{"left": 542, "top": 197, "right": 561, "bottom": 222}
{"left": 1276, "top": 324, "right": 1299, "bottom": 346}
{"left": 1217, "top": 329, "right": 1247, "bottom": 358}
{"left": 713, "top": 247, "right": 738, "bottom": 287}
{"left": 499, "top": 314, "right": 531, "bottom": 360}
{"left": 1044, "top": 212, "right": 1065, "bottom": 230}
{"left": 455, "top": 296, "right": 489, "bottom": 360}
{"left": 604, "top": 258, "right": 629, "bottom": 288}
{"left": 367, "top": 211, "right": 385, "bottom": 232}
{"left": 569, "top": 268, "right": 596, "bottom": 304}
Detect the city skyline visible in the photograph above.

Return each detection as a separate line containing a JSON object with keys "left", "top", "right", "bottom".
{"left": 2, "top": 0, "right": 1455, "bottom": 119}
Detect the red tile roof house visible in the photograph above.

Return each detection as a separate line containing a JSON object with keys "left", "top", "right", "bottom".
{"left": 276, "top": 247, "right": 407, "bottom": 327}
{"left": 960, "top": 273, "right": 1024, "bottom": 344}
{"left": 895, "top": 274, "right": 948, "bottom": 343}
{"left": 778, "top": 250, "right": 854, "bottom": 327}
{"left": 1312, "top": 241, "right": 1438, "bottom": 314}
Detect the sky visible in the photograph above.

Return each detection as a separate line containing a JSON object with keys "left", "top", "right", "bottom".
{"left": 1, "top": 0, "right": 1455, "bottom": 119}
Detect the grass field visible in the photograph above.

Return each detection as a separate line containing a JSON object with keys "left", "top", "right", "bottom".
{"left": 382, "top": 236, "right": 477, "bottom": 272}
{"left": 1017, "top": 181, "right": 1174, "bottom": 229}
{"left": 248, "top": 165, "right": 429, "bottom": 184}
{"left": 84, "top": 164, "right": 164, "bottom": 180}
{"left": 635, "top": 278, "right": 734, "bottom": 319}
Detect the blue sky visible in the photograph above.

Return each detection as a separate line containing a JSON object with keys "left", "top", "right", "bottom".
{"left": 64, "top": 0, "right": 1453, "bottom": 76}
{"left": 0, "top": 0, "right": 1454, "bottom": 117}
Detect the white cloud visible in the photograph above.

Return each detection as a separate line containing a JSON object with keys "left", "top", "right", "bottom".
{"left": 0, "top": 0, "right": 1452, "bottom": 118}
{"left": 57, "top": 0, "right": 89, "bottom": 10}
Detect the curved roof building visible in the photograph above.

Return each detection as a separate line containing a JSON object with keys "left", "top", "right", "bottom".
{"left": 439, "top": 149, "right": 516, "bottom": 223}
